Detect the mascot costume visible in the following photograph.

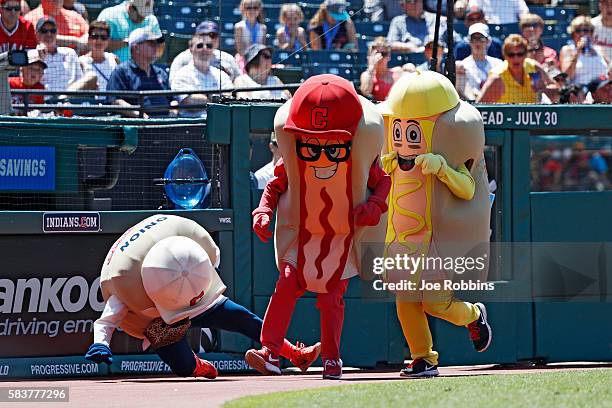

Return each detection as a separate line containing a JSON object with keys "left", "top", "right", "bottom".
{"left": 247, "top": 74, "right": 390, "bottom": 379}
{"left": 85, "top": 214, "right": 321, "bottom": 378}
{"left": 377, "top": 70, "right": 492, "bottom": 377}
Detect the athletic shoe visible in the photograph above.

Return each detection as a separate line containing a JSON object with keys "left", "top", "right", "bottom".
{"left": 322, "top": 358, "right": 342, "bottom": 380}
{"left": 467, "top": 302, "right": 492, "bottom": 352}
{"left": 289, "top": 341, "right": 321, "bottom": 372}
{"left": 192, "top": 355, "right": 218, "bottom": 379}
{"left": 245, "top": 347, "right": 281, "bottom": 375}
{"left": 400, "top": 358, "right": 439, "bottom": 378}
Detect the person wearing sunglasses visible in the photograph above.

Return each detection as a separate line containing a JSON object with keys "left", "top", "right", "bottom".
{"left": 454, "top": 5, "right": 502, "bottom": 61}
{"left": 560, "top": 16, "right": 608, "bottom": 87}
{"left": 169, "top": 21, "right": 241, "bottom": 84}
{"left": 457, "top": 0, "right": 528, "bottom": 25}
{"left": 171, "top": 33, "right": 234, "bottom": 118}
{"left": 360, "top": 37, "right": 404, "bottom": 101}
{"left": 79, "top": 21, "right": 119, "bottom": 92}
{"left": 0, "top": 0, "right": 37, "bottom": 53}
{"left": 519, "top": 13, "right": 558, "bottom": 69}
{"left": 24, "top": 0, "right": 89, "bottom": 52}
{"left": 234, "top": 44, "right": 291, "bottom": 100}
{"left": 308, "top": 0, "right": 358, "bottom": 51}
{"left": 592, "top": 0, "right": 612, "bottom": 63}
{"left": 478, "top": 34, "right": 558, "bottom": 103}
{"left": 97, "top": 0, "right": 162, "bottom": 63}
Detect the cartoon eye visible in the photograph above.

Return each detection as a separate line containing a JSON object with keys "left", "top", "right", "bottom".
{"left": 406, "top": 123, "right": 422, "bottom": 143}
{"left": 326, "top": 146, "right": 340, "bottom": 158}
{"left": 307, "top": 145, "right": 322, "bottom": 157}
{"left": 393, "top": 122, "right": 402, "bottom": 141}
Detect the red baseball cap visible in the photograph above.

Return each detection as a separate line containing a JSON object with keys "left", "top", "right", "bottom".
{"left": 284, "top": 74, "right": 363, "bottom": 140}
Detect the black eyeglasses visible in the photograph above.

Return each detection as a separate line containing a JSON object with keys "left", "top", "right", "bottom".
{"left": 90, "top": 34, "right": 109, "bottom": 40}
{"left": 39, "top": 28, "right": 57, "bottom": 34}
{"left": 1, "top": 5, "right": 20, "bottom": 11}
{"left": 575, "top": 28, "right": 592, "bottom": 34}
{"left": 202, "top": 32, "right": 218, "bottom": 39}
{"left": 245, "top": 5, "right": 260, "bottom": 10}
{"left": 195, "top": 42, "right": 214, "bottom": 49}
{"left": 296, "top": 140, "right": 352, "bottom": 163}
{"left": 506, "top": 51, "right": 526, "bottom": 58}
{"left": 522, "top": 22, "right": 540, "bottom": 29}
{"left": 527, "top": 47, "right": 541, "bottom": 52}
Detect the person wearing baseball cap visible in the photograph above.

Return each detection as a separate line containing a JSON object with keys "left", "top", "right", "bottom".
{"left": 456, "top": 22, "right": 503, "bottom": 100}
{"left": 0, "top": 0, "right": 37, "bottom": 53}
{"left": 247, "top": 74, "right": 390, "bottom": 379}
{"left": 24, "top": 0, "right": 88, "bottom": 51}
{"left": 169, "top": 21, "right": 241, "bottom": 83}
{"left": 453, "top": 6, "right": 503, "bottom": 61}
{"left": 9, "top": 51, "right": 47, "bottom": 110}
{"left": 234, "top": 44, "right": 291, "bottom": 100}
{"left": 85, "top": 214, "right": 322, "bottom": 379}
{"left": 587, "top": 75, "right": 612, "bottom": 103}
{"left": 97, "top": 0, "right": 162, "bottom": 62}
{"left": 308, "top": 0, "right": 358, "bottom": 50}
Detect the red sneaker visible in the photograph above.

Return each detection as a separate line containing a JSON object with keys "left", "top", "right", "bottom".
{"left": 192, "top": 355, "right": 218, "bottom": 379}
{"left": 289, "top": 341, "right": 321, "bottom": 372}
{"left": 245, "top": 347, "right": 281, "bottom": 375}
{"left": 322, "top": 358, "right": 342, "bottom": 380}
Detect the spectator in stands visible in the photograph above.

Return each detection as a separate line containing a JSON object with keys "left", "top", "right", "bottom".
{"left": 558, "top": 84, "right": 586, "bottom": 104}
{"left": 387, "top": 0, "right": 444, "bottom": 53}
{"left": 171, "top": 33, "right": 233, "bottom": 118}
{"left": 254, "top": 132, "right": 281, "bottom": 189}
{"left": 593, "top": 0, "right": 612, "bottom": 63}
{"left": 25, "top": 0, "right": 88, "bottom": 51}
{"left": 276, "top": 3, "right": 307, "bottom": 52}
{"left": 9, "top": 53, "right": 46, "bottom": 111}
{"left": 364, "top": 0, "right": 404, "bottom": 22}
{"left": 79, "top": 21, "right": 119, "bottom": 92}
{"left": 170, "top": 21, "right": 241, "bottom": 83}
{"left": 477, "top": 34, "right": 558, "bottom": 103}
{"left": 234, "top": 44, "right": 291, "bottom": 99}
{"left": 309, "top": 0, "right": 357, "bottom": 51}
{"left": 560, "top": 16, "right": 608, "bottom": 87}
{"left": 36, "top": 17, "right": 94, "bottom": 94}
{"left": 458, "top": 0, "right": 528, "bottom": 25}
{"left": 454, "top": 5, "right": 502, "bottom": 60}
{"left": 416, "top": 34, "right": 446, "bottom": 72}
{"left": 456, "top": 23, "right": 503, "bottom": 100}
{"left": 97, "top": 0, "right": 162, "bottom": 63}
{"left": 234, "top": 0, "right": 266, "bottom": 68}
{"left": 520, "top": 13, "right": 558, "bottom": 69}
{"left": 63, "top": 0, "right": 87, "bottom": 21}
{"left": 360, "top": 37, "right": 404, "bottom": 101}
{"left": 0, "top": 0, "right": 37, "bottom": 52}
{"left": 106, "top": 28, "right": 173, "bottom": 118}
{"left": 19, "top": 0, "right": 28, "bottom": 14}
{"left": 587, "top": 76, "right": 612, "bottom": 103}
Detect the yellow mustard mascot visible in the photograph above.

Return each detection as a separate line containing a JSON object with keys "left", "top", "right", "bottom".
{"left": 377, "top": 70, "right": 492, "bottom": 378}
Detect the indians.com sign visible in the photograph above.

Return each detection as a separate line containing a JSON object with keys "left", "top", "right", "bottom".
{"left": 43, "top": 213, "right": 101, "bottom": 233}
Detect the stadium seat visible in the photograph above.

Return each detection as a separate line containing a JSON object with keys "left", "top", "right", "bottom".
{"left": 219, "top": 33, "right": 236, "bottom": 53}
{"left": 354, "top": 21, "right": 390, "bottom": 38}
{"left": 542, "top": 35, "right": 570, "bottom": 53}
{"left": 263, "top": 5, "right": 281, "bottom": 21}
{"left": 156, "top": 2, "right": 210, "bottom": 20}
{"left": 159, "top": 16, "right": 199, "bottom": 36}
{"left": 388, "top": 52, "right": 425, "bottom": 68}
{"left": 453, "top": 20, "right": 468, "bottom": 37}
{"left": 528, "top": 6, "right": 577, "bottom": 22}
{"left": 304, "top": 64, "right": 356, "bottom": 81}
{"left": 488, "top": 23, "right": 520, "bottom": 39}
{"left": 265, "top": 20, "right": 282, "bottom": 37}
{"left": 306, "top": 50, "right": 356, "bottom": 64}
{"left": 273, "top": 51, "right": 306, "bottom": 66}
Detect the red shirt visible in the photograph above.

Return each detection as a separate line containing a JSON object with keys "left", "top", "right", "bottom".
{"left": 9, "top": 76, "right": 45, "bottom": 105}
{"left": 24, "top": 5, "right": 88, "bottom": 38}
{"left": 0, "top": 16, "right": 37, "bottom": 53}
{"left": 371, "top": 74, "right": 394, "bottom": 102}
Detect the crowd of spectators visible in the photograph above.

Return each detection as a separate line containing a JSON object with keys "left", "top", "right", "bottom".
{"left": 2, "top": 0, "right": 612, "bottom": 117}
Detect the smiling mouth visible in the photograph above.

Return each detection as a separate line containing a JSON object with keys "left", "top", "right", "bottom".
{"left": 397, "top": 154, "right": 417, "bottom": 172}
{"left": 312, "top": 163, "right": 338, "bottom": 179}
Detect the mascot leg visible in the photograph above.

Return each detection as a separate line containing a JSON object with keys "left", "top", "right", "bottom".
{"left": 395, "top": 299, "right": 439, "bottom": 366}
{"left": 260, "top": 263, "right": 306, "bottom": 355}
{"left": 156, "top": 336, "right": 217, "bottom": 378}
{"left": 422, "top": 290, "right": 480, "bottom": 326}
{"left": 315, "top": 279, "right": 349, "bottom": 361}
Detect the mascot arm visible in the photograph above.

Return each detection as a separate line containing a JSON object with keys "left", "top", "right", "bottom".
{"left": 437, "top": 160, "right": 476, "bottom": 201}
{"left": 93, "top": 295, "right": 128, "bottom": 346}
{"left": 416, "top": 153, "right": 475, "bottom": 200}
{"left": 367, "top": 159, "right": 391, "bottom": 213}
{"left": 253, "top": 159, "right": 288, "bottom": 215}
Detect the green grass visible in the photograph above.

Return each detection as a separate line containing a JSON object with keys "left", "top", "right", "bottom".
{"left": 224, "top": 370, "right": 612, "bottom": 408}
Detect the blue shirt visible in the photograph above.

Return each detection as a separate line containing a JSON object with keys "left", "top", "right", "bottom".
{"left": 106, "top": 60, "right": 173, "bottom": 116}
{"left": 454, "top": 37, "right": 503, "bottom": 61}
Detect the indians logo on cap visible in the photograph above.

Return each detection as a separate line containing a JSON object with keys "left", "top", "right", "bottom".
{"left": 311, "top": 107, "right": 328, "bottom": 129}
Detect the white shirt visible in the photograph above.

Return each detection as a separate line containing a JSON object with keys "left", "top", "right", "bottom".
{"left": 254, "top": 160, "right": 275, "bottom": 189}
{"left": 566, "top": 43, "right": 608, "bottom": 86}
{"left": 233, "top": 74, "right": 288, "bottom": 100}
{"left": 461, "top": 55, "right": 503, "bottom": 100}
{"left": 171, "top": 62, "right": 233, "bottom": 117}
{"left": 42, "top": 46, "right": 83, "bottom": 93}
{"left": 79, "top": 52, "right": 118, "bottom": 91}
{"left": 592, "top": 15, "right": 612, "bottom": 63}
{"left": 467, "top": 0, "right": 529, "bottom": 24}
{"left": 169, "top": 48, "right": 241, "bottom": 83}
